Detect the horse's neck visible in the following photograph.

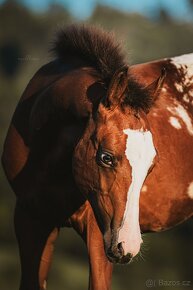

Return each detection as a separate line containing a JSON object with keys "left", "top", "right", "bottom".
{"left": 170, "top": 53, "right": 193, "bottom": 75}
{"left": 170, "top": 53, "right": 193, "bottom": 107}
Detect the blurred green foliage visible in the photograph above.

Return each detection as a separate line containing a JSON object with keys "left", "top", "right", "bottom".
{"left": 0, "top": 1, "right": 193, "bottom": 289}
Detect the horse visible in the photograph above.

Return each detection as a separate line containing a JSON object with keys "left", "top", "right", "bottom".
{"left": 1, "top": 24, "right": 193, "bottom": 290}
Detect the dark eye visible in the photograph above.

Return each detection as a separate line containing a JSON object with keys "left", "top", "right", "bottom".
{"left": 101, "top": 153, "right": 113, "bottom": 164}
{"left": 97, "top": 150, "right": 115, "bottom": 167}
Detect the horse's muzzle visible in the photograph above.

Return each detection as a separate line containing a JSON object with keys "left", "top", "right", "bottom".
{"left": 105, "top": 241, "right": 133, "bottom": 264}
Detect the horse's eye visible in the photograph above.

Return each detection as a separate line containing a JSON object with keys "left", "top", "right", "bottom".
{"left": 100, "top": 152, "right": 114, "bottom": 167}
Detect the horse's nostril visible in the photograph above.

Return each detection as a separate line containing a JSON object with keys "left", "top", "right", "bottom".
{"left": 117, "top": 242, "right": 124, "bottom": 255}
{"left": 120, "top": 252, "right": 133, "bottom": 264}
{"left": 106, "top": 242, "right": 133, "bottom": 264}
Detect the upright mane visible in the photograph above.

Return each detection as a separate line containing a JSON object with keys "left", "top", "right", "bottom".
{"left": 52, "top": 24, "right": 162, "bottom": 112}
{"left": 51, "top": 24, "right": 126, "bottom": 84}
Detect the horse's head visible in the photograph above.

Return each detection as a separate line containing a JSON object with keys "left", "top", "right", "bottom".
{"left": 73, "top": 66, "right": 165, "bottom": 264}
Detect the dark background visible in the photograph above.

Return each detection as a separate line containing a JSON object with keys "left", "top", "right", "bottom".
{"left": 0, "top": 1, "right": 193, "bottom": 289}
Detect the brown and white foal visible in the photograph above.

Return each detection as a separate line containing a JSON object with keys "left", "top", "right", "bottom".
{"left": 2, "top": 25, "right": 193, "bottom": 290}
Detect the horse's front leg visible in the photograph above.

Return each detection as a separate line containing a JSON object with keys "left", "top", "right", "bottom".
{"left": 14, "top": 201, "right": 59, "bottom": 290}
{"left": 87, "top": 223, "right": 113, "bottom": 290}
{"left": 70, "top": 201, "right": 113, "bottom": 290}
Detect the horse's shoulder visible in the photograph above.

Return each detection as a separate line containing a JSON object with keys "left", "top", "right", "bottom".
{"left": 130, "top": 54, "right": 193, "bottom": 114}
{"left": 130, "top": 54, "right": 193, "bottom": 92}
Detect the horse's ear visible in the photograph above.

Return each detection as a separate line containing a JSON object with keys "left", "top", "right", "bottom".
{"left": 105, "top": 66, "right": 128, "bottom": 108}
{"left": 146, "top": 67, "right": 166, "bottom": 100}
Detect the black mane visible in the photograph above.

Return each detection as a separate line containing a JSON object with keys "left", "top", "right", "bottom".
{"left": 52, "top": 24, "right": 155, "bottom": 112}
{"left": 124, "top": 76, "right": 154, "bottom": 113}
{"left": 52, "top": 24, "right": 126, "bottom": 84}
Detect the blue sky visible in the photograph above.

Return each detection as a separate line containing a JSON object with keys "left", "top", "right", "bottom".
{"left": 1, "top": 0, "right": 193, "bottom": 20}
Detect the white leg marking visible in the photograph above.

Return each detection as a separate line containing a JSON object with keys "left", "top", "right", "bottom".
{"left": 187, "top": 181, "right": 193, "bottom": 199}
{"left": 118, "top": 129, "right": 156, "bottom": 257}
{"left": 168, "top": 116, "right": 182, "bottom": 130}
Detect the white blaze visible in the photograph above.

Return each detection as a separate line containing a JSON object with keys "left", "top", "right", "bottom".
{"left": 118, "top": 129, "right": 156, "bottom": 257}
{"left": 187, "top": 181, "right": 193, "bottom": 199}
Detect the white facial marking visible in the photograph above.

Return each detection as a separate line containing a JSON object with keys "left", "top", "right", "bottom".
{"left": 187, "top": 182, "right": 193, "bottom": 199}
{"left": 118, "top": 129, "right": 156, "bottom": 257}
{"left": 168, "top": 116, "right": 182, "bottom": 130}
{"left": 167, "top": 104, "right": 193, "bottom": 135}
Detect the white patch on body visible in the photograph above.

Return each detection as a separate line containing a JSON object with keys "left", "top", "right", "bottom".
{"left": 174, "top": 82, "right": 184, "bottom": 93}
{"left": 187, "top": 181, "right": 193, "bottom": 199}
{"left": 167, "top": 104, "right": 193, "bottom": 135}
{"left": 168, "top": 116, "right": 182, "bottom": 130}
{"left": 117, "top": 129, "right": 156, "bottom": 257}
{"left": 189, "top": 90, "right": 193, "bottom": 98}
{"left": 171, "top": 53, "right": 193, "bottom": 70}
{"left": 183, "top": 94, "right": 190, "bottom": 103}
{"left": 171, "top": 54, "right": 193, "bottom": 103}
{"left": 141, "top": 185, "right": 148, "bottom": 192}
{"left": 162, "top": 87, "right": 167, "bottom": 93}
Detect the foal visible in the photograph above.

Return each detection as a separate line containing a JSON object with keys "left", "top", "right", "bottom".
{"left": 2, "top": 25, "right": 193, "bottom": 290}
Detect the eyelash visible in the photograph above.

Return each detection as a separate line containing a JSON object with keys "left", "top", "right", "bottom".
{"left": 96, "top": 148, "right": 115, "bottom": 168}
{"left": 100, "top": 152, "right": 114, "bottom": 166}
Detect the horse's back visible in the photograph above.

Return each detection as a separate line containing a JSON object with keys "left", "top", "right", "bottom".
{"left": 1, "top": 59, "right": 99, "bottom": 203}
{"left": 130, "top": 54, "right": 193, "bottom": 230}
{"left": 2, "top": 53, "right": 193, "bottom": 227}
{"left": 1, "top": 60, "right": 64, "bottom": 183}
